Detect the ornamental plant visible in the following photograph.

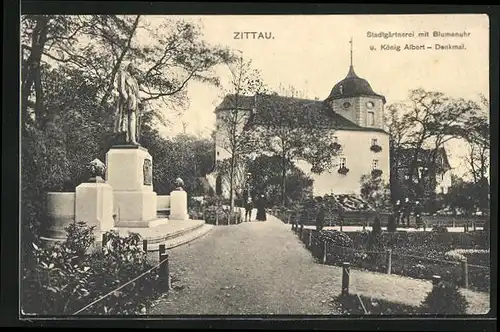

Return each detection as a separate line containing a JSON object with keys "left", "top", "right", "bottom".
{"left": 370, "top": 144, "right": 382, "bottom": 153}
{"left": 22, "top": 221, "right": 161, "bottom": 316}
{"left": 338, "top": 167, "right": 350, "bottom": 175}
{"left": 420, "top": 280, "right": 468, "bottom": 314}
{"left": 371, "top": 169, "right": 383, "bottom": 178}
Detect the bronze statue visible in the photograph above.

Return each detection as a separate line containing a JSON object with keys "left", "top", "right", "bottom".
{"left": 113, "top": 62, "right": 141, "bottom": 145}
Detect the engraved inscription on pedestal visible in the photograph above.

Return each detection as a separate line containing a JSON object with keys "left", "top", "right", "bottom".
{"left": 143, "top": 159, "right": 152, "bottom": 185}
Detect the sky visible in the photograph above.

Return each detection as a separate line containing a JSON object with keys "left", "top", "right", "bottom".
{"left": 144, "top": 15, "right": 490, "bottom": 178}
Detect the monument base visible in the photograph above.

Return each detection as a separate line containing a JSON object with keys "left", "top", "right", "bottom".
{"left": 114, "top": 217, "right": 168, "bottom": 228}
{"left": 170, "top": 189, "right": 189, "bottom": 220}
{"left": 114, "top": 191, "right": 157, "bottom": 223}
{"left": 75, "top": 182, "right": 114, "bottom": 232}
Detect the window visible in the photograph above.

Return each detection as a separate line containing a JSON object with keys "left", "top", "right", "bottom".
{"left": 340, "top": 157, "right": 346, "bottom": 168}
{"left": 372, "top": 159, "right": 379, "bottom": 170}
{"left": 217, "top": 151, "right": 220, "bottom": 156}
{"left": 333, "top": 136, "right": 339, "bottom": 143}
{"left": 368, "top": 111, "right": 375, "bottom": 126}
{"left": 371, "top": 138, "right": 378, "bottom": 146}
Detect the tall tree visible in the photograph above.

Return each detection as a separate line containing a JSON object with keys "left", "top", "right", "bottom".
{"left": 250, "top": 87, "right": 340, "bottom": 206}
{"left": 217, "top": 56, "right": 266, "bottom": 211}
{"left": 247, "top": 155, "right": 314, "bottom": 207}
{"left": 20, "top": 15, "right": 236, "bottom": 246}
{"left": 385, "top": 89, "right": 479, "bottom": 203}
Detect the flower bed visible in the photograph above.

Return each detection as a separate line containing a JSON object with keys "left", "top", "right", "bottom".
{"left": 303, "top": 229, "right": 490, "bottom": 292}
{"left": 22, "top": 221, "right": 162, "bottom": 315}
{"left": 203, "top": 206, "right": 242, "bottom": 225}
{"left": 334, "top": 294, "right": 419, "bottom": 315}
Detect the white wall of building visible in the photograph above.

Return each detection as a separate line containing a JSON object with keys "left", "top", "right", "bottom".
{"left": 295, "top": 129, "right": 390, "bottom": 196}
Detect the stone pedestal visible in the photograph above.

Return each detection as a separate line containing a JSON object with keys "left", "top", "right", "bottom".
{"left": 170, "top": 189, "right": 189, "bottom": 220}
{"left": 75, "top": 182, "right": 114, "bottom": 232}
{"left": 45, "top": 192, "right": 76, "bottom": 239}
{"left": 106, "top": 145, "right": 158, "bottom": 225}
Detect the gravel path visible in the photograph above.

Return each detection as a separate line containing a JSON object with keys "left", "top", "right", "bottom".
{"left": 150, "top": 214, "right": 490, "bottom": 315}
{"left": 150, "top": 214, "right": 342, "bottom": 315}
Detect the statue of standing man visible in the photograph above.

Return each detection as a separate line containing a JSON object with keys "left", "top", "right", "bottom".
{"left": 113, "top": 62, "right": 142, "bottom": 145}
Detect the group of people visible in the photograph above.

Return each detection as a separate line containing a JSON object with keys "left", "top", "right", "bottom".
{"left": 393, "top": 197, "right": 424, "bottom": 227}
{"left": 244, "top": 194, "right": 268, "bottom": 222}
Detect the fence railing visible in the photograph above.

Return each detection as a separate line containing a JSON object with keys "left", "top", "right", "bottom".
{"left": 290, "top": 222, "right": 490, "bottom": 292}
{"left": 72, "top": 238, "right": 172, "bottom": 315}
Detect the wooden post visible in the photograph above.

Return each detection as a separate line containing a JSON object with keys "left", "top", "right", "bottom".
{"left": 143, "top": 239, "right": 148, "bottom": 253}
{"left": 461, "top": 258, "right": 469, "bottom": 289}
{"left": 432, "top": 275, "right": 441, "bottom": 287}
{"left": 159, "top": 252, "right": 170, "bottom": 291}
{"left": 308, "top": 230, "right": 312, "bottom": 248}
{"left": 342, "top": 262, "right": 350, "bottom": 296}
{"left": 322, "top": 240, "right": 327, "bottom": 264}
{"left": 299, "top": 224, "right": 304, "bottom": 239}
{"left": 287, "top": 213, "right": 290, "bottom": 224}
{"left": 102, "top": 233, "right": 107, "bottom": 247}
{"left": 473, "top": 222, "right": 476, "bottom": 231}
{"left": 340, "top": 219, "right": 343, "bottom": 232}
{"left": 464, "top": 224, "right": 467, "bottom": 233}
{"left": 159, "top": 244, "right": 166, "bottom": 259}
{"left": 452, "top": 219, "right": 456, "bottom": 228}
{"left": 216, "top": 213, "right": 219, "bottom": 226}
{"left": 386, "top": 249, "right": 392, "bottom": 274}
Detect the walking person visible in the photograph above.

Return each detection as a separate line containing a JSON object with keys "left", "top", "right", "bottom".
{"left": 403, "top": 197, "right": 412, "bottom": 226}
{"left": 244, "top": 197, "right": 254, "bottom": 222}
{"left": 315, "top": 197, "right": 326, "bottom": 231}
{"left": 256, "top": 194, "right": 267, "bottom": 221}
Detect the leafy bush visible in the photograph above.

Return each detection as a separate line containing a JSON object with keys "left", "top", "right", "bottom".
{"left": 420, "top": 280, "right": 468, "bottom": 314}
{"left": 22, "top": 221, "right": 161, "bottom": 315}
{"left": 335, "top": 294, "right": 419, "bottom": 315}
{"left": 432, "top": 225, "right": 448, "bottom": 233}
{"left": 203, "top": 206, "right": 242, "bottom": 225}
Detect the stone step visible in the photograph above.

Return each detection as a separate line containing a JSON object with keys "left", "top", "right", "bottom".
{"left": 145, "top": 224, "right": 214, "bottom": 251}
{"left": 144, "top": 221, "right": 205, "bottom": 244}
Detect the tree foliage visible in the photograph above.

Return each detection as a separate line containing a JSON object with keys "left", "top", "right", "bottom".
{"left": 360, "top": 173, "right": 391, "bottom": 212}
{"left": 216, "top": 56, "right": 266, "bottom": 209}
{"left": 20, "top": 15, "right": 235, "bottom": 255}
{"left": 246, "top": 155, "right": 314, "bottom": 206}
{"left": 249, "top": 87, "right": 340, "bottom": 206}
{"left": 385, "top": 89, "right": 484, "bottom": 205}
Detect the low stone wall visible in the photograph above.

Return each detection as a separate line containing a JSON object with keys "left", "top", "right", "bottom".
{"left": 157, "top": 195, "right": 171, "bottom": 217}
{"left": 45, "top": 192, "right": 76, "bottom": 239}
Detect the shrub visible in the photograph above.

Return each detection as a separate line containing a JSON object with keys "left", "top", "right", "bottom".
{"left": 432, "top": 225, "right": 449, "bottom": 233}
{"left": 420, "top": 280, "right": 468, "bottom": 314}
{"left": 337, "top": 167, "right": 350, "bottom": 175}
{"left": 320, "top": 230, "right": 353, "bottom": 248}
{"left": 22, "top": 221, "right": 161, "bottom": 315}
{"left": 370, "top": 144, "right": 382, "bottom": 153}
{"left": 203, "top": 206, "right": 242, "bottom": 225}
{"left": 387, "top": 214, "right": 397, "bottom": 232}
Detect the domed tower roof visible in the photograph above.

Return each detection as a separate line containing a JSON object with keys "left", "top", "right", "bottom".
{"left": 325, "top": 38, "right": 386, "bottom": 104}
{"left": 326, "top": 66, "right": 386, "bottom": 103}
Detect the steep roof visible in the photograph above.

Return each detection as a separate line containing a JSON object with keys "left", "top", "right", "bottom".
{"left": 396, "top": 147, "right": 451, "bottom": 172}
{"left": 215, "top": 93, "right": 388, "bottom": 134}
{"left": 326, "top": 66, "right": 386, "bottom": 104}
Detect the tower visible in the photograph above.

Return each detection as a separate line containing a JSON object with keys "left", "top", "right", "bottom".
{"left": 325, "top": 38, "right": 386, "bottom": 129}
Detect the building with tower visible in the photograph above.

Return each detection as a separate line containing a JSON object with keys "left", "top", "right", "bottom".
{"left": 210, "top": 41, "right": 390, "bottom": 200}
